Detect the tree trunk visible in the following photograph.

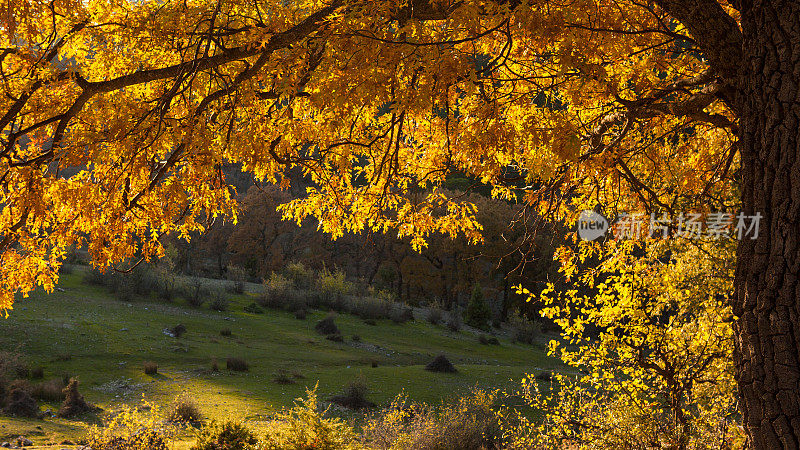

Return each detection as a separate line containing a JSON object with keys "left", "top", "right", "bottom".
{"left": 734, "top": 0, "right": 800, "bottom": 447}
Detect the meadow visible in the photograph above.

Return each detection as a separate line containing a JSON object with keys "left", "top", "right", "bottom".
{"left": 0, "top": 266, "right": 559, "bottom": 447}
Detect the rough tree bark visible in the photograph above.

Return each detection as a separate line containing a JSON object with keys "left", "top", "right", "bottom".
{"left": 733, "top": 0, "right": 800, "bottom": 447}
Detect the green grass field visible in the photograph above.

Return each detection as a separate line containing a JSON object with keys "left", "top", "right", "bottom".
{"left": 0, "top": 268, "right": 560, "bottom": 447}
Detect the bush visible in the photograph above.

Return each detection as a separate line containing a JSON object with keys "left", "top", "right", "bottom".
{"left": 346, "top": 296, "right": 391, "bottom": 321}
{"left": 183, "top": 280, "right": 210, "bottom": 308}
{"left": 315, "top": 267, "right": 352, "bottom": 307}
{"left": 254, "top": 387, "right": 360, "bottom": 450}
{"left": 293, "top": 309, "right": 307, "bottom": 320}
{"left": 243, "top": 302, "right": 264, "bottom": 314}
{"left": 330, "top": 375, "right": 374, "bottom": 409}
{"left": 226, "top": 357, "right": 249, "bottom": 372}
{"left": 143, "top": 361, "right": 158, "bottom": 375}
{"left": 363, "top": 389, "right": 505, "bottom": 450}
{"left": 389, "top": 304, "right": 414, "bottom": 324}
{"left": 315, "top": 313, "right": 340, "bottom": 335}
{"left": 259, "top": 273, "right": 294, "bottom": 309}
{"left": 209, "top": 294, "right": 228, "bottom": 312}
{"left": 326, "top": 333, "right": 343, "bottom": 342}
{"left": 167, "top": 393, "right": 202, "bottom": 424}
{"left": 509, "top": 314, "right": 541, "bottom": 345}
{"left": 225, "top": 264, "right": 248, "bottom": 294}
{"left": 284, "top": 262, "right": 313, "bottom": 290}
{"left": 464, "top": 284, "right": 491, "bottom": 330}
{"left": 220, "top": 328, "right": 232, "bottom": 337}
{"left": 30, "top": 378, "right": 66, "bottom": 402}
{"left": 445, "top": 310, "right": 462, "bottom": 332}
{"left": 426, "top": 306, "right": 444, "bottom": 325}
{"left": 211, "top": 359, "right": 219, "bottom": 372}
{"left": 3, "top": 383, "right": 37, "bottom": 417}
{"left": 58, "top": 378, "right": 92, "bottom": 418}
{"left": 172, "top": 324, "right": 187, "bottom": 338}
{"left": 425, "top": 354, "right": 457, "bottom": 373}
{"left": 192, "top": 419, "right": 256, "bottom": 450}
{"left": 352, "top": 334, "right": 361, "bottom": 342}
{"left": 86, "top": 401, "right": 175, "bottom": 450}
{"left": 478, "top": 334, "right": 500, "bottom": 345}
{"left": 272, "top": 369, "right": 294, "bottom": 385}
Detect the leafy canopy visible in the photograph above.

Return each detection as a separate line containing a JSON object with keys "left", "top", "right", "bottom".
{"left": 0, "top": 0, "right": 736, "bottom": 313}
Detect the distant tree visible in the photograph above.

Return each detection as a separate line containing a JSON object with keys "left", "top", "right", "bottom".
{"left": 464, "top": 284, "right": 491, "bottom": 330}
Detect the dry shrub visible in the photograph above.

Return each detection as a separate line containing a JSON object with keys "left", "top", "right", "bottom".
{"left": 167, "top": 393, "right": 202, "bottom": 424}
{"left": 315, "top": 313, "right": 340, "bottom": 335}
{"left": 220, "top": 328, "right": 232, "bottom": 337}
{"left": 389, "top": 304, "right": 414, "bottom": 324}
{"left": 478, "top": 334, "right": 500, "bottom": 345}
{"left": 58, "top": 378, "right": 93, "bottom": 418}
{"left": 293, "top": 309, "right": 307, "bottom": 320}
{"left": 171, "top": 323, "right": 187, "bottom": 338}
{"left": 425, "top": 354, "right": 457, "bottom": 373}
{"left": 254, "top": 387, "right": 360, "bottom": 450}
{"left": 272, "top": 369, "right": 294, "bottom": 385}
{"left": 326, "top": 333, "right": 343, "bottom": 342}
{"left": 143, "top": 361, "right": 158, "bottom": 375}
{"left": 3, "top": 382, "right": 37, "bottom": 417}
{"left": 363, "top": 389, "right": 506, "bottom": 450}
{"left": 509, "top": 314, "right": 541, "bottom": 345}
{"left": 426, "top": 306, "right": 444, "bottom": 325}
{"left": 330, "top": 375, "right": 375, "bottom": 409}
{"left": 30, "top": 378, "right": 66, "bottom": 402}
{"left": 226, "top": 357, "right": 249, "bottom": 372}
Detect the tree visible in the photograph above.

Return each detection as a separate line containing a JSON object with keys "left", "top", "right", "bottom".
{"left": 465, "top": 283, "right": 491, "bottom": 330}
{"left": 0, "top": 0, "right": 796, "bottom": 446}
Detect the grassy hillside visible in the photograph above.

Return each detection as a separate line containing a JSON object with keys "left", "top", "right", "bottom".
{"left": 0, "top": 268, "right": 559, "bottom": 446}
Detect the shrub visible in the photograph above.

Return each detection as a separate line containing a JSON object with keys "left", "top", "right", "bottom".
{"left": 478, "top": 334, "right": 500, "bottom": 345}
{"left": 363, "top": 389, "right": 505, "bottom": 450}
{"left": 209, "top": 294, "right": 228, "bottom": 312}
{"left": 86, "top": 400, "right": 175, "bottom": 450}
{"left": 225, "top": 264, "right": 248, "bottom": 294}
{"left": 351, "top": 334, "right": 361, "bottom": 342}
{"left": 183, "top": 280, "right": 209, "bottom": 308}
{"left": 293, "top": 309, "right": 307, "bottom": 320}
{"left": 191, "top": 419, "right": 256, "bottom": 450}
{"left": 346, "top": 296, "right": 391, "bottom": 321}
{"left": 226, "top": 357, "right": 249, "bottom": 372}
{"left": 30, "top": 366, "right": 44, "bottom": 379}
{"left": 464, "top": 284, "right": 491, "bottom": 330}
{"left": 3, "top": 383, "right": 37, "bottom": 417}
{"left": 330, "top": 375, "right": 374, "bottom": 409}
{"left": 243, "top": 302, "right": 264, "bottom": 314}
{"left": 58, "top": 378, "right": 92, "bottom": 418}
{"left": 389, "top": 304, "right": 414, "bottom": 324}
{"left": 211, "top": 359, "right": 219, "bottom": 372}
{"left": 167, "top": 393, "right": 202, "bottom": 424}
{"left": 445, "top": 310, "right": 462, "bottom": 332}
{"left": 364, "top": 319, "right": 377, "bottom": 326}
{"left": 284, "top": 262, "right": 313, "bottom": 290}
{"left": 220, "top": 328, "right": 232, "bottom": 337}
{"left": 315, "top": 313, "right": 340, "bottom": 335}
{"left": 172, "top": 324, "right": 187, "bottom": 338}
{"left": 426, "top": 306, "right": 444, "bottom": 325}
{"left": 272, "top": 369, "right": 294, "bottom": 385}
{"left": 259, "top": 273, "right": 294, "bottom": 309}
{"left": 509, "top": 314, "right": 541, "bottom": 345}
{"left": 326, "top": 333, "right": 343, "bottom": 342}
{"left": 425, "top": 354, "right": 457, "bottom": 373}
{"left": 30, "top": 379, "right": 65, "bottom": 402}
{"left": 255, "top": 387, "right": 360, "bottom": 450}
{"left": 315, "top": 267, "right": 352, "bottom": 306}
{"left": 143, "top": 361, "right": 158, "bottom": 375}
